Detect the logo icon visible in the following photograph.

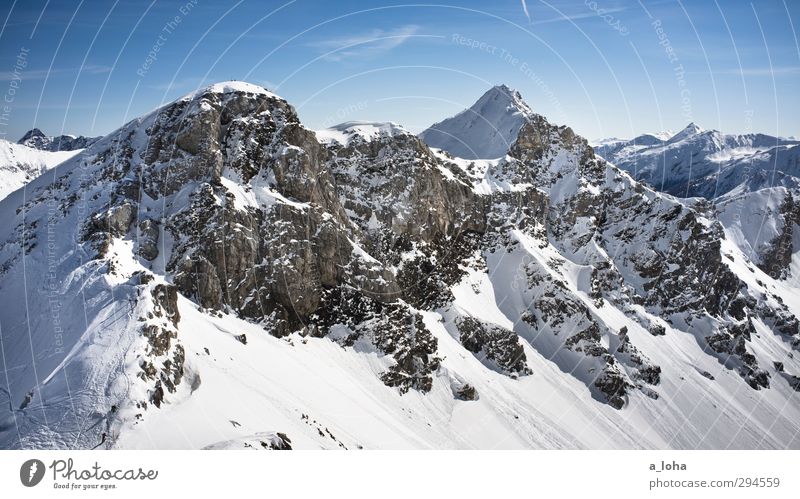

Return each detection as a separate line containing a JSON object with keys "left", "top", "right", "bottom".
{"left": 20, "top": 459, "right": 45, "bottom": 487}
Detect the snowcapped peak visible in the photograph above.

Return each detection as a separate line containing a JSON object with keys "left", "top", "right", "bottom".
{"left": 315, "top": 121, "right": 410, "bottom": 145}
{"left": 18, "top": 128, "right": 46, "bottom": 142}
{"left": 205, "top": 81, "right": 275, "bottom": 95}
{"left": 591, "top": 137, "right": 628, "bottom": 147}
{"left": 485, "top": 83, "right": 515, "bottom": 98}
{"left": 683, "top": 122, "right": 703, "bottom": 133}
{"left": 179, "top": 81, "right": 280, "bottom": 102}
{"left": 477, "top": 84, "right": 533, "bottom": 116}
{"left": 668, "top": 122, "right": 704, "bottom": 142}
{"left": 419, "top": 85, "right": 535, "bottom": 159}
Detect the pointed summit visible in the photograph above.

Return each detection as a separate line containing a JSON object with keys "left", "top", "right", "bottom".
{"left": 18, "top": 128, "right": 46, "bottom": 143}
{"left": 17, "top": 127, "right": 101, "bottom": 152}
{"left": 667, "top": 122, "right": 704, "bottom": 143}
{"left": 419, "top": 84, "right": 534, "bottom": 159}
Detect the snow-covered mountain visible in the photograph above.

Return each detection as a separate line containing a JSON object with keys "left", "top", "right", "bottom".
{"left": 716, "top": 185, "right": 800, "bottom": 280}
{"left": 18, "top": 127, "right": 101, "bottom": 152}
{"left": 1, "top": 82, "right": 799, "bottom": 450}
{"left": 418, "top": 84, "right": 534, "bottom": 159}
{"left": 0, "top": 139, "right": 80, "bottom": 200}
{"left": 594, "top": 124, "right": 800, "bottom": 198}
{"left": 594, "top": 125, "right": 800, "bottom": 282}
{"left": 314, "top": 120, "right": 410, "bottom": 146}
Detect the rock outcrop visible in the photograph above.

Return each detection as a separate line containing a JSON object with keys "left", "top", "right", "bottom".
{"left": 2, "top": 82, "right": 799, "bottom": 450}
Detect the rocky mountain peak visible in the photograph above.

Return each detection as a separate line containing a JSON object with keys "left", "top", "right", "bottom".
{"left": 1, "top": 81, "right": 799, "bottom": 450}
{"left": 18, "top": 128, "right": 46, "bottom": 142}
{"left": 419, "top": 84, "right": 536, "bottom": 160}
{"left": 667, "top": 121, "right": 705, "bottom": 143}
{"left": 479, "top": 84, "right": 532, "bottom": 114}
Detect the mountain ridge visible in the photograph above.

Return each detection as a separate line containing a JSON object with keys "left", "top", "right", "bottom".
{"left": 1, "top": 81, "right": 799, "bottom": 450}
{"left": 18, "top": 127, "right": 102, "bottom": 152}
{"left": 594, "top": 124, "right": 800, "bottom": 198}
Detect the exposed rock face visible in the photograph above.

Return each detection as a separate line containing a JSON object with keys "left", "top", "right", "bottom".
{"left": 456, "top": 317, "right": 530, "bottom": 376}
{"left": 268, "top": 432, "right": 292, "bottom": 450}
{"left": 314, "top": 286, "right": 441, "bottom": 393}
{"left": 75, "top": 83, "right": 796, "bottom": 407}
{"left": 492, "top": 98, "right": 796, "bottom": 398}
{"left": 759, "top": 192, "right": 800, "bottom": 279}
{"left": 454, "top": 384, "right": 478, "bottom": 401}
{"left": 2, "top": 80, "right": 800, "bottom": 453}
{"left": 202, "top": 431, "right": 293, "bottom": 450}
{"left": 137, "top": 219, "right": 160, "bottom": 261}
{"left": 131, "top": 279, "right": 186, "bottom": 409}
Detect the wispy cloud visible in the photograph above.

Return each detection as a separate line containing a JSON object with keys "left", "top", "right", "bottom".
{"left": 0, "top": 65, "right": 111, "bottom": 81}
{"left": 309, "top": 25, "right": 431, "bottom": 62}
{"left": 531, "top": 7, "right": 627, "bottom": 26}
{"left": 521, "top": 0, "right": 531, "bottom": 23}
{"left": 698, "top": 67, "right": 800, "bottom": 76}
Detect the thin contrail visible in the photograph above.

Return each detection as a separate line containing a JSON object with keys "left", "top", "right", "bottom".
{"left": 521, "top": 0, "right": 531, "bottom": 23}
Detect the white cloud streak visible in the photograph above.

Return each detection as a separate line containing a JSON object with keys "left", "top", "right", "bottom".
{"left": 309, "top": 25, "right": 426, "bottom": 62}
{"left": 0, "top": 65, "right": 112, "bottom": 81}
{"left": 521, "top": 0, "right": 531, "bottom": 23}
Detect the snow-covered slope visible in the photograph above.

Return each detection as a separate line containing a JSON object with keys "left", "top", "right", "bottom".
{"left": 716, "top": 185, "right": 800, "bottom": 280}
{"left": 0, "top": 139, "right": 79, "bottom": 200}
{"left": 595, "top": 125, "right": 800, "bottom": 198}
{"left": 315, "top": 121, "right": 409, "bottom": 146}
{"left": 1, "top": 82, "right": 799, "bottom": 450}
{"left": 418, "top": 84, "right": 533, "bottom": 159}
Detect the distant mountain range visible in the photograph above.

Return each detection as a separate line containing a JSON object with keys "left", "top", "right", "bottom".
{"left": 18, "top": 128, "right": 101, "bottom": 152}
{"left": 593, "top": 124, "right": 800, "bottom": 199}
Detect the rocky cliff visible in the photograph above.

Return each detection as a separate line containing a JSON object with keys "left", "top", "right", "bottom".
{"left": 1, "top": 82, "right": 799, "bottom": 449}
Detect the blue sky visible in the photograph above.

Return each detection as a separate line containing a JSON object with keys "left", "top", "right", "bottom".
{"left": 0, "top": 0, "right": 798, "bottom": 142}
